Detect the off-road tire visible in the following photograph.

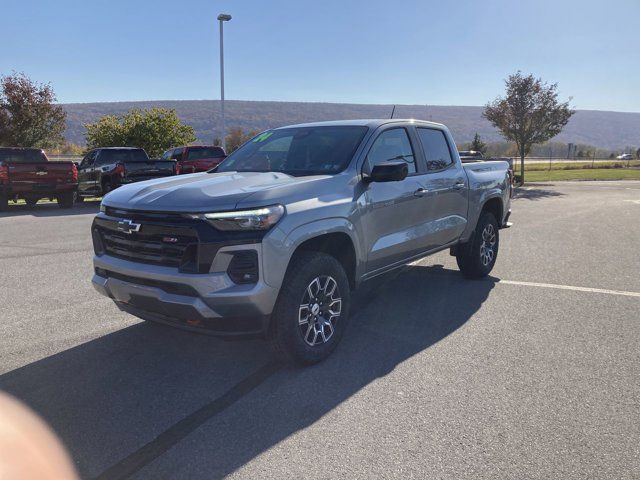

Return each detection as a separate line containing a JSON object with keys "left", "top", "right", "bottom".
{"left": 57, "top": 191, "right": 75, "bottom": 209}
{"left": 268, "top": 251, "right": 351, "bottom": 365}
{"left": 456, "top": 212, "right": 499, "bottom": 279}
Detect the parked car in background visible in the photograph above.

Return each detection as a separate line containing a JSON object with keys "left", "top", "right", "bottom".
{"left": 92, "top": 119, "right": 512, "bottom": 365}
{"left": 77, "top": 147, "right": 177, "bottom": 199}
{"left": 0, "top": 148, "right": 77, "bottom": 211}
{"left": 458, "top": 150, "right": 485, "bottom": 160}
{"left": 162, "top": 145, "right": 227, "bottom": 174}
{"left": 616, "top": 153, "right": 633, "bottom": 160}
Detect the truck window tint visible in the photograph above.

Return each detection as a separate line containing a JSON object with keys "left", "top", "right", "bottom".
{"left": 0, "top": 149, "right": 45, "bottom": 162}
{"left": 187, "top": 147, "right": 225, "bottom": 161}
{"left": 172, "top": 148, "right": 184, "bottom": 161}
{"left": 217, "top": 126, "right": 368, "bottom": 176}
{"left": 417, "top": 128, "right": 453, "bottom": 171}
{"left": 98, "top": 149, "right": 148, "bottom": 164}
{"left": 367, "top": 128, "right": 416, "bottom": 174}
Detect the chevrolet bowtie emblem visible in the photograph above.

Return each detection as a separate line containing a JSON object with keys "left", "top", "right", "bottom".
{"left": 116, "top": 219, "right": 142, "bottom": 234}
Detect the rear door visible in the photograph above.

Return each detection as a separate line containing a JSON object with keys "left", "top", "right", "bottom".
{"left": 414, "top": 127, "right": 468, "bottom": 245}
{"left": 360, "top": 127, "right": 432, "bottom": 274}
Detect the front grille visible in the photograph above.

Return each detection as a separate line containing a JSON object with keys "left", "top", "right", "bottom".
{"left": 94, "top": 214, "right": 199, "bottom": 270}
{"left": 101, "top": 230, "right": 193, "bottom": 268}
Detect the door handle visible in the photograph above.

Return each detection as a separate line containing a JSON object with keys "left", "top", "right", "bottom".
{"left": 453, "top": 181, "right": 466, "bottom": 190}
{"left": 414, "top": 187, "right": 428, "bottom": 197}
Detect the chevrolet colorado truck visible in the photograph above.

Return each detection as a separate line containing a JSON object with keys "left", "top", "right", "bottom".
{"left": 0, "top": 148, "right": 77, "bottom": 210}
{"left": 77, "top": 147, "right": 176, "bottom": 199}
{"left": 91, "top": 120, "right": 512, "bottom": 364}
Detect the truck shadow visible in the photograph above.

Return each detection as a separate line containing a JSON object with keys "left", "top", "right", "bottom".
{"left": 513, "top": 186, "right": 565, "bottom": 201}
{"left": 0, "top": 201, "right": 101, "bottom": 218}
{"left": 0, "top": 264, "right": 495, "bottom": 479}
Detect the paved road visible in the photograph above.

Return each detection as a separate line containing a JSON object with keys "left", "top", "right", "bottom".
{"left": 1, "top": 181, "right": 639, "bottom": 479}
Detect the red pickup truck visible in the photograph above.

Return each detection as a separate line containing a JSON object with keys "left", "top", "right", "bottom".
{"left": 0, "top": 148, "right": 78, "bottom": 211}
{"left": 161, "top": 145, "right": 227, "bottom": 174}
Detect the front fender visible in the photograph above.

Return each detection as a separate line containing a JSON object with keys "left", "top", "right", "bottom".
{"left": 261, "top": 217, "right": 362, "bottom": 290}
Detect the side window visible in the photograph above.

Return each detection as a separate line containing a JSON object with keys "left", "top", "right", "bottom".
{"left": 161, "top": 150, "right": 172, "bottom": 160}
{"left": 81, "top": 151, "right": 96, "bottom": 168}
{"left": 417, "top": 128, "right": 454, "bottom": 171}
{"left": 172, "top": 148, "right": 184, "bottom": 161}
{"left": 95, "top": 151, "right": 108, "bottom": 166}
{"left": 367, "top": 128, "right": 416, "bottom": 174}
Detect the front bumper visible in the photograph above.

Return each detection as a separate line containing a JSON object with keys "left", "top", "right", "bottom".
{"left": 92, "top": 245, "right": 279, "bottom": 337}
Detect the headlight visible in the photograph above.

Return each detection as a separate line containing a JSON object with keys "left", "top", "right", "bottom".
{"left": 195, "top": 205, "right": 285, "bottom": 231}
{"left": 100, "top": 203, "right": 106, "bottom": 213}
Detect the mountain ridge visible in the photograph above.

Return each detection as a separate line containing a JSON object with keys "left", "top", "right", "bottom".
{"left": 62, "top": 100, "right": 640, "bottom": 150}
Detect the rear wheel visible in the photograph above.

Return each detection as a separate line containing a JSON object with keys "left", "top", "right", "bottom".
{"left": 57, "top": 191, "right": 75, "bottom": 209}
{"left": 24, "top": 197, "right": 39, "bottom": 207}
{"left": 268, "top": 252, "right": 350, "bottom": 365}
{"left": 456, "top": 212, "right": 499, "bottom": 279}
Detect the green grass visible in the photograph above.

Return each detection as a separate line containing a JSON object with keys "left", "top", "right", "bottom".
{"left": 523, "top": 160, "right": 640, "bottom": 172}
{"left": 523, "top": 168, "right": 640, "bottom": 182}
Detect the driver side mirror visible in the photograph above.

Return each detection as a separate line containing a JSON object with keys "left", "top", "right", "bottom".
{"left": 364, "top": 161, "right": 409, "bottom": 183}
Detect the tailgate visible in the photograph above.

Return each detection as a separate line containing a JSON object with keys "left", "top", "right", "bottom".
{"left": 6, "top": 161, "right": 75, "bottom": 188}
{"left": 124, "top": 160, "right": 175, "bottom": 179}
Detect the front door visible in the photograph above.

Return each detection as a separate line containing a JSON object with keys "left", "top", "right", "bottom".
{"left": 360, "top": 127, "right": 434, "bottom": 275}
{"left": 78, "top": 151, "right": 97, "bottom": 194}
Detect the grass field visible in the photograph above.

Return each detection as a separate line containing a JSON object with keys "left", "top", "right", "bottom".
{"left": 523, "top": 168, "right": 640, "bottom": 182}
{"left": 523, "top": 160, "right": 640, "bottom": 172}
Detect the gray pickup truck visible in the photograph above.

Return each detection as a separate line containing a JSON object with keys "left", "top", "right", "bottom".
{"left": 91, "top": 119, "right": 512, "bottom": 364}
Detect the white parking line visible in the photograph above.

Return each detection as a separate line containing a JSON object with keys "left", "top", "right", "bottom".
{"left": 498, "top": 279, "right": 640, "bottom": 298}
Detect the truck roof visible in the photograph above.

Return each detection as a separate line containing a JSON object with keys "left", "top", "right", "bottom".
{"left": 274, "top": 119, "right": 446, "bottom": 130}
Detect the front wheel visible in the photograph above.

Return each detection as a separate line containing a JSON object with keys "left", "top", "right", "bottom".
{"left": 268, "top": 252, "right": 351, "bottom": 365}
{"left": 456, "top": 212, "right": 499, "bottom": 279}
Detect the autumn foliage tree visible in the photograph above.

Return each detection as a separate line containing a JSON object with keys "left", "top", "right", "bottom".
{"left": 484, "top": 72, "right": 574, "bottom": 183}
{"left": 85, "top": 108, "right": 196, "bottom": 157}
{"left": 225, "top": 127, "right": 260, "bottom": 153}
{"left": 0, "top": 72, "right": 66, "bottom": 148}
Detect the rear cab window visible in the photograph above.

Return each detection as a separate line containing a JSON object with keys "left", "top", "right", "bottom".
{"left": 0, "top": 149, "right": 46, "bottom": 163}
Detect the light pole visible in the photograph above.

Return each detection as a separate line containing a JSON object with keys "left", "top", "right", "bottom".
{"left": 217, "top": 13, "right": 232, "bottom": 150}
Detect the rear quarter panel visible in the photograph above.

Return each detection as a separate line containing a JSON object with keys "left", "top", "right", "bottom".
{"left": 461, "top": 160, "right": 511, "bottom": 242}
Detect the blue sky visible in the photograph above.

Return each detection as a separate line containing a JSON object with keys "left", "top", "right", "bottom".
{"left": 2, "top": 0, "right": 639, "bottom": 111}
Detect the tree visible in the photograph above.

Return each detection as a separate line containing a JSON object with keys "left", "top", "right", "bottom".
{"left": 470, "top": 132, "right": 487, "bottom": 154}
{"left": 0, "top": 72, "right": 66, "bottom": 148}
{"left": 225, "top": 127, "right": 260, "bottom": 153}
{"left": 484, "top": 72, "right": 574, "bottom": 184}
{"left": 85, "top": 108, "right": 196, "bottom": 157}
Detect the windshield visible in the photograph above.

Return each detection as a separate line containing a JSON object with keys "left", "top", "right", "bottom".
{"left": 216, "top": 126, "right": 368, "bottom": 176}
{"left": 187, "top": 147, "right": 225, "bottom": 161}
{"left": 0, "top": 149, "right": 46, "bottom": 162}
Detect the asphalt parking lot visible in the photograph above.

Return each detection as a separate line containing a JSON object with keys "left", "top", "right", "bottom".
{"left": 1, "top": 181, "right": 639, "bottom": 479}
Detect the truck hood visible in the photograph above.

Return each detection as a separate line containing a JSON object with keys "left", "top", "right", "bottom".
{"left": 101, "top": 171, "right": 329, "bottom": 212}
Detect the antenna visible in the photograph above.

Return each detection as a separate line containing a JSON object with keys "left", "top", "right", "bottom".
{"left": 390, "top": 105, "right": 396, "bottom": 119}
